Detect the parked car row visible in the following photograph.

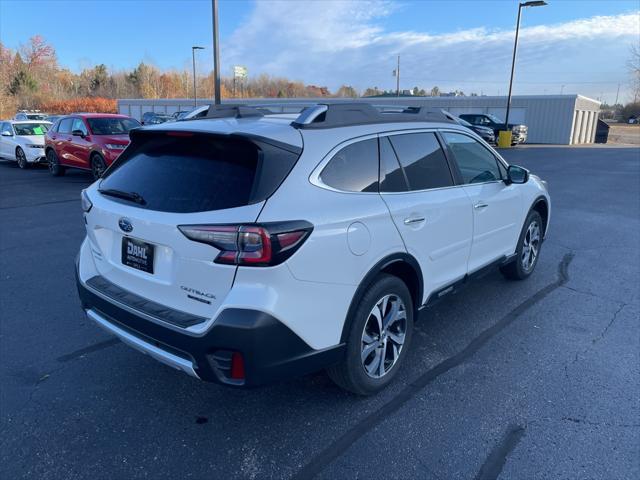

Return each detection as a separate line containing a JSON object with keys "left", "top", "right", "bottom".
{"left": 0, "top": 112, "right": 140, "bottom": 179}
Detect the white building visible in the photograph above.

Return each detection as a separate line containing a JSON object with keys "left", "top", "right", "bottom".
{"left": 118, "top": 94, "right": 601, "bottom": 145}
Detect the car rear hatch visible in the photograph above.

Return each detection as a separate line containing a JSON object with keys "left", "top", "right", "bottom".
{"left": 83, "top": 128, "right": 301, "bottom": 325}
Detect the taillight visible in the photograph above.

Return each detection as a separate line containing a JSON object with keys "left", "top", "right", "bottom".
{"left": 178, "top": 221, "right": 312, "bottom": 266}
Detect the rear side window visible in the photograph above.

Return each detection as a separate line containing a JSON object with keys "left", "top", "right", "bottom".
{"left": 388, "top": 133, "right": 453, "bottom": 191}
{"left": 319, "top": 138, "right": 378, "bottom": 193}
{"left": 379, "top": 137, "right": 408, "bottom": 192}
{"left": 441, "top": 132, "right": 501, "bottom": 184}
{"left": 58, "top": 118, "right": 73, "bottom": 134}
{"left": 100, "top": 133, "right": 299, "bottom": 213}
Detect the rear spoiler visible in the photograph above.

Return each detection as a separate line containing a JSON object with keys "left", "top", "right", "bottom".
{"left": 129, "top": 127, "right": 302, "bottom": 155}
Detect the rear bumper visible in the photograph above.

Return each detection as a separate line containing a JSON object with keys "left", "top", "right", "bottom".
{"left": 75, "top": 260, "right": 345, "bottom": 387}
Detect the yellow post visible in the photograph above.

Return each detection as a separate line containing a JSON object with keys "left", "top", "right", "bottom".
{"left": 498, "top": 131, "right": 513, "bottom": 148}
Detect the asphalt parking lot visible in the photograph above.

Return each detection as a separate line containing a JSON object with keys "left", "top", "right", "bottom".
{"left": 1, "top": 145, "right": 638, "bottom": 480}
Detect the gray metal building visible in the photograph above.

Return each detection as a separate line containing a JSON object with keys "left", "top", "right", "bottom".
{"left": 118, "top": 94, "right": 601, "bottom": 145}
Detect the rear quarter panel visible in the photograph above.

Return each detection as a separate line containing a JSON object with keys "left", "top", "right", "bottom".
{"left": 251, "top": 133, "right": 408, "bottom": 349}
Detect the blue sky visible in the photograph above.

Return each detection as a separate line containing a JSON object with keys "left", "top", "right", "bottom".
{"left": 1, "top": 0, "right": 639, "bottom": 102}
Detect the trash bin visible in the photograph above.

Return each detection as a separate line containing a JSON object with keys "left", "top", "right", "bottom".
{"left": 595, "top": 119, "right": 610, "bottom": 144}
{"left": 498, "top": 131, "right": 513, "bottom": 148}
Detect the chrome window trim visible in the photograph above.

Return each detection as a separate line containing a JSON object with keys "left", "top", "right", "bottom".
{"left": 309, "top": 132, "right": 381, "bottom": 195}
{"left": 438, "top": 127, "right": 510, "bottom": 170}
{"left": 308, "top": 125, "right": 509, "bottom": 195}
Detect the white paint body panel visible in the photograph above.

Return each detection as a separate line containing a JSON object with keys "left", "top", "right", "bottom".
{"left": 77, "top": 117, "right": 551, "bottom": 356}
{"left": 381, "top": 188, "right": 472, "bottom": 303}
{"left": 462, "top": 181, "right": 522, "bottom": 272}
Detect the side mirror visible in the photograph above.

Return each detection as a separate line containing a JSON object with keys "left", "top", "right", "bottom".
{"left": 506, "top": 165, "right": 529, "bottom": 184}
{"left": 72, "top": 129, "right": 85, "bottom": 138}
{"left": 1, "top": 131, "right": 12, "bottom": 137}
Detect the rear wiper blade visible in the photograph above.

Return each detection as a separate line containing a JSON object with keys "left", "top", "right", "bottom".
{"left": 98, "top": 188, "right": 146, "bottom": 205}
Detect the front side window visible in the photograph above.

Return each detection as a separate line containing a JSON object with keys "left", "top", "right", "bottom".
{"left": 71, "top": 118, "right": 88, "bottom": 135}
{"left": 388, "top": 132, "right": 453, "bottom": 191}
{"left": 442, "top": 132, "right": 502, "bottom": 184}
{"left": 58, "top": 118, "right": 73, "bottom": 134}
{"left": 319, "top": 138, "right": 378, "bottom": 193}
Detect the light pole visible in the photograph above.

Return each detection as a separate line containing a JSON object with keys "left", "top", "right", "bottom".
{"left": 192, "top": 46, "right": 205, "bottom": 107}
{"left": 211, "top": 0, "right": 221, "bottom": 105}
{"left": 396, "top": 56, "right": 400, "bottom": 97}
{"left": 504, "top": 1, "right": 547, "bottom": 136}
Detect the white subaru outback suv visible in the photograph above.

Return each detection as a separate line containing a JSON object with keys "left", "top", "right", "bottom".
{"left": 76, "top": 103, "right": 550, "bottom": 395}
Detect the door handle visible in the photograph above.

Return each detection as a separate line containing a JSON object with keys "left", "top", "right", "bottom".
{"left": 474, "top": 202, "right": 488, "bottom": 210}
{"left": 404, "top": 216, "right": 426, "bottom": 225}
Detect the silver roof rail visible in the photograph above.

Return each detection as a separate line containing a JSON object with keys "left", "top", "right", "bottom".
{"left": 291, "top": 105, "right": 329, "bottom": 126}
{"left": 290, "top": 103, "right": 455, "bottom": 129}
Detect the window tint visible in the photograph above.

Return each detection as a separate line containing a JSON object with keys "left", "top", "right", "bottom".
{"left": 442, "top": 132, "right": 502, "bottom": 184}
{"left": 320, "top": 139, "right": 378, "bottom": 193}
{"left": 58, "top": 118, "right": 73, "bottom": 134}
{"left": 388, "top": 133, "right": 453, "bottom": 190}
{"left": 379, "top": 136, "right": 408, "bottom": 192}
{"left": 71, "top": 118, "right": 88, "bottom": 135}
{"left": 101, "top": 135, "right": 260, "bottom": 213}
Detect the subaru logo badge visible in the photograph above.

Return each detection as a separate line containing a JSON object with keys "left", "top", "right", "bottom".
{"left": 118, "top": 218, "right": 133, "bottom": 233}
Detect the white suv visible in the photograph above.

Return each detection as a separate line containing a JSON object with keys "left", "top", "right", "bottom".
{"left": 76, "top": 104, "right": 550, "bottom": 395}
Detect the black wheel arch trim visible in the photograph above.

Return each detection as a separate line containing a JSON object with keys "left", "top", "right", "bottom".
{"left": 340, "top": 252, "right": 423, "bottom": 344}
{"left": 530, "top": 195, "right": 549, "bottom": 237}
{"left": 90, "top": 150, "right": 105, "bottom": 161}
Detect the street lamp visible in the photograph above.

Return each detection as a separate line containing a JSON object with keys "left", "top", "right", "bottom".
{"left": 503, "top": 0, "right": 547, "bottom": 144}
{"left": 192, "top": 46, "right": 205, "bottom": 107}
{"left": 211, "top": 0, "right": 221, "bottom": 105}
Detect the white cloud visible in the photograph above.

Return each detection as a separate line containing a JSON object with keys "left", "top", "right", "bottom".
{"left": 222, "top": 1, "right": 640, "bottom": 101}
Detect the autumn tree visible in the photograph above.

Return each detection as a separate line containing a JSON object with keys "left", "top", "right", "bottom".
{"left": 336, "top": 85, "right": 358, "bottom": 97}
{"left": 0, "top": 36, "right": 378, "bottom": 116}
{"left": 363, "top": 86, "right": 383, "bottom": 97}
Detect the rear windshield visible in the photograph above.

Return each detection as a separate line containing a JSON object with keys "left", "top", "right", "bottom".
{"left": 99, "top": 133, "right": 299, "bottom": 213}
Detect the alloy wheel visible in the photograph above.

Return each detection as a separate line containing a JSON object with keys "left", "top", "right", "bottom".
{"left": 361, "top": 294, "right": 407, "bottom": 378}
{"left": 16, "top": 149, "right": 27, "bottom": 169}
{"left": 521, "top": 220, "right": 540, "bottom": 272}
{"left": 91, "top": 156, "right": 105, "bottom": 180}
{"left": 47, "top": 151, "right": 57, "bottom": 173}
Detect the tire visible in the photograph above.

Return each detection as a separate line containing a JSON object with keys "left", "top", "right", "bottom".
{"left": 47, "top": 149, "right": 65, "bottom": 176}
{"left": 327, "top": 274, "right": 414, "bottom": 395}
{"left": 500, "top": 210, "right": 543, "bottom": 280}
{"left": 16, "top": 147, "right": 29, "bottom": 169}
{"left": 90, "top": 154, "right": 106, "bottom": 180}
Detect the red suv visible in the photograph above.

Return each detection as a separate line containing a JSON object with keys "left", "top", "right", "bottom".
{"left": 45, "top": 113, "right": 140, "bottom": 179}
